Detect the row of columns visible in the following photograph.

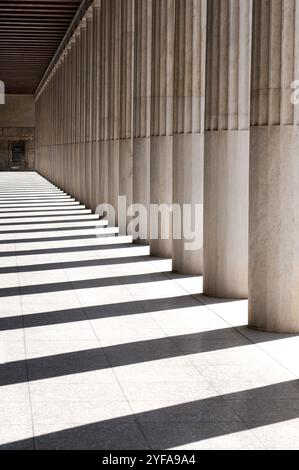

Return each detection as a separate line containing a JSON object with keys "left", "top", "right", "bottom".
{"left": 35, "top": 0, "right": 299, "bottom": 333}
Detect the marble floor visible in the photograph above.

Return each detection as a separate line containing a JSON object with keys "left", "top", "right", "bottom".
{"left": 0, "top": 171, "right": 299, "bottom": 450}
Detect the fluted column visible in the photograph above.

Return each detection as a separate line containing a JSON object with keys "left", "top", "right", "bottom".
{"left": 204, "top": 0, "right": 252, "bottom": 298}
{"left": 79, "top": 17, "right": 87, "bottom": 204}
{"left": 84, "top": 6, "right": 94, "bottom": 209}
{"left": 132, "top": 0, "right": 152, "bottom": 243}
{"left": 91, "top": 0, "right": 101, "bottom": 210}
{"left": 119, "top": 0, "right": 134, "bottom": 234}
{"left": 172, "top": 0, "right": 206, "bottom": 274}
{"left": 107, "top": 0, "right": 121, "bottom": 224}
{"left": 69, "top": 34, "right": 77, "bottom": 197}
{"left": 150, "top": 0, "right": 175, "bottom": 258}
{"left": 67, "top": 36, "right": 76, "bottom": 194}
{"left": 74, "top": 26, "right": 82, "bottom": 201}
{"left": 249, "top": 0, "right": 299, "bottom": 333}
{"left": 97, "top": 0, "right": 108, "bottom": 208}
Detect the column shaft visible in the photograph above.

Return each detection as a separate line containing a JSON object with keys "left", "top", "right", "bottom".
{"left": 249, "top": 0, "right": 299, "bottom": 332}
{"left": 132, "top": 0, "right": 152, "bottom": 243}
{"left": 107, "top": 0, "right": 120, "bottom": 225}
{"left": 204, "top": 0, "right": 252, "bottom": 298}
{"left": 150, "top": 0, "right": 175, "bottom": 258}
{"left": 119, "top": 0, "right": 134, "bottom": 234}
{"left": 172, "top": 0, "right": 206, "bottom": 275}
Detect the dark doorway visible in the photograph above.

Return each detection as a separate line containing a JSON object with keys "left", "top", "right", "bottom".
{"left": 10, "top": 141, "right": 26, "bottom": 170}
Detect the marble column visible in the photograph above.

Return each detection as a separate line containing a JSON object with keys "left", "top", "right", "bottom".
{"left": 79, "top": 17, "right": 87, "bottom": 204}
{"left": 69, "top": 38, "right": 76, "bottom": 194}
{"left": 108, "top": 0, "right": 121, "bottom": 225}
{"left": 132, "top": 0, "right": 152, "bottom": 243}
{"left": 97, "top": 0, "right": 109, "bottom": 210}
{"left": 119, "top": 0, "right": 134, "bottom": 234}
{"left": 74, "top": 26, "right": 82, "bottom": 202}
{"left": 91, "top": 0, "right": 101, "bottom": 211}
{"left": 84, "top": 6, "right": 94, "bottom": 209}
{"left": 249, "top": 0, "right": 299, "bottom": 333}
{"left": 172, "top": 0, "right": 206, "bottom": 275}
{"left": 204, "top": 0, "right": 252, "bottom": 298}
{"left": 150, "top": 0, "right": 175, "bottom": 258}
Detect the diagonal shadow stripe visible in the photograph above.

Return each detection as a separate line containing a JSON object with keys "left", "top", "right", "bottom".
{"left": 0, "top": 256, "right": 152, "bottom": 275}
{"left": 1, "top": 380, "right": 299, "bottom": 449}
{"left": 0, "top": 295, "right": 200, "bottom": 331}
{"left": 0, "top": 213, "right": 91, "bottom": 220}
{"left": 0, "top": 217, "right": 100, "bottom": 226}
{"left": 0, "top": 225, "right": 107, "bottom": 235}
{"left": 0, "top": 272, "right": 174, "bottom": 297}
{"left": 0, "top": 326, "right": 292, "bottom": 386}
{"left": 0, "top": 243, "right": 133, "bottom": 258}
{"left": 0, "top": 233, "right": 118, "bottom": 245}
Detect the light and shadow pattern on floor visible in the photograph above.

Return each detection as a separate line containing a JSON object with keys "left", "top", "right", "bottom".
{"left": 0, "top": 171, "right": 299, "bottom": 450}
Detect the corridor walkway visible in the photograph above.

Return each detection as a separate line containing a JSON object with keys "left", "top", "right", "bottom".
{"left": 0, "top": 171, "right": 299, "bottom": 450}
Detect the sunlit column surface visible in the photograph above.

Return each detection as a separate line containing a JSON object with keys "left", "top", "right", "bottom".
{"left": 204, "top": 0, "right": 252, "bottom": 298}
{"left": 172, "top": 0, "right": 206, "bottom": 275}
{"left": 249, "top": 0, "right": 299, "bottom": 333}
{"left": 107, "top": 0, "right": 121, "bottom": 225}
{"left": 132, "top": 0, "right": 152, "bottom": 244}
{"left": 119, "top": 0, "right": 135, "bottom": 234}
{"left": 150, "top": 0, "right": 175, "bottom": 258}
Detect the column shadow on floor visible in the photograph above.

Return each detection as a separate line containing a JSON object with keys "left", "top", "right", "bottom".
{"left": 0, "top": 243, "right": 134, "bottom": 258}
{"left": 0, "top": 255, "right": 154, "bottom": 275}
{"left": 0, "top": 272, "right": 181, "bottom": 297}
{"left": 0, "top": 325, "right": 294, "bottom": 387}
{"left": 1, "top": 379, "right": 299, "bottom": 449}
{"left": 0, "top": 233, "right": 120, "bottom": 245}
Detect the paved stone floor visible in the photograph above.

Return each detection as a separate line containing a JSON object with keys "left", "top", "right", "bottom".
{"left": 0, "top": 171, "right": 299, "bottom": 449}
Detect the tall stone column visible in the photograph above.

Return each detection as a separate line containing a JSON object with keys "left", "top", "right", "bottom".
{"left": 91, "top": 0, "right": 102, "bottom": 211}
{"left": 84, "top": 7, "right": 94, "bottom": 208}
{"left": 108, "top": 0, "right": 121, "bottom": 225}
{"left": 249, "top": 0, "right": 299, "bottom": 333}
{"left": 203, "top": 0, "right": 252, "bottom": 298}
{"left": 70, "top": 31, "right": 76, "bottom": 198}
{"left": 132, "top": 0, "right": 152, "bottom": 243}
{"left": 97, "top": 0, "right": 109, "bottom": 210}
{"left": 69, "top": 35, "right": 77, "bottom": 197}
{"left": 65, "top": 42, "right": 72, "bottom": 194}
{"left": 74, "top": 26, "right": 82, "bottom": 202}
{"left": 150, "top": 0, "right": 175, "bottom": 258}
{"left": 79, "top": 17, "right": 87, "bottom": 204}
{"left": 172, "top": 0, "right": 206, "bottom": 274}
{"left": 119, "top": 0, "right": 134, "bottom": 234}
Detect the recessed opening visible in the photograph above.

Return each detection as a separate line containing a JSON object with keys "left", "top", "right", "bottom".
{"left": 10, "top": 140, "right": 26, "bottom": 171}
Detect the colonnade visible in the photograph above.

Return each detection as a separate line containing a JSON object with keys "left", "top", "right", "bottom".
{"left": 35, "top": 0, "right": 299, "bottom": 333}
